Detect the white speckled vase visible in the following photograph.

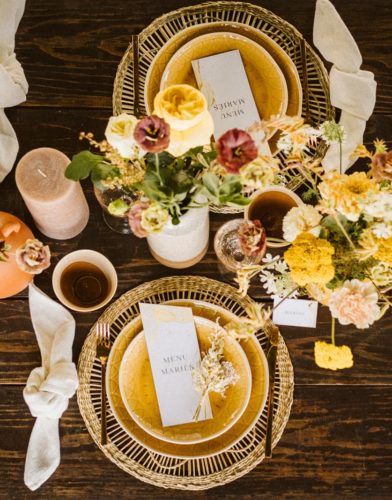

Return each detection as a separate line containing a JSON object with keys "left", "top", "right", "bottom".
{"left": 147, "top": 205, "right": 209, "bottom": 269}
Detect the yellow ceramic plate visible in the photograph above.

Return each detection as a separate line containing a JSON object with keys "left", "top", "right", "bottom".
{"left": 106, "top": 299, "right": 269, "bottom": 459}
{"left": 118, "top": 316, "right": 252, "bottom": 445}
{"left": 144, "top": 22, "right": 302, "bottom": 147}
{"left": 159, "top": 32, "right": 288, "bottom": 135}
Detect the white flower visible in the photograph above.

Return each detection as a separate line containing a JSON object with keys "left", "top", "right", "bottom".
{"left": 105, "top": 113, "right": 140, "bottom": 158}
{"left": 362, "top": 191, "right": 392, "bottom": 221}
{"left": 329, "top": 279, "right": 380, "bottom": 329}
{"left": 372, "top": 222, "right": 392, "bottom": 239}
{"left": 262, "top": 253, "right": 275, "bottom": 264}
{"left": 282, "top": 205, "right": 322, "bottom": 242}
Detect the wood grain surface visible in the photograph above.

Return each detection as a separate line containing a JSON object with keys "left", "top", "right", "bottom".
{"left": 0, "top": 0, "right": 391, "bottom": 498}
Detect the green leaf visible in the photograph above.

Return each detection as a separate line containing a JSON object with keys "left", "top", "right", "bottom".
{"left": 107, "top": 199, "right": 130, "bottom": 216}
{"left": 91, "top": 162, "right": 117, "bottom": 184}
{"left": 65, "top": 151, "right": 103, "bottom": 181}
{"left": 202, "top": 173, "right": 220, "bottom": 196}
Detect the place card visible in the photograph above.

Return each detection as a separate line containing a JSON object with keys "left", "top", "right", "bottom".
{"left": 192, "top": 49, "right": 268, "bottom": 152}
{"left": 272, "top": 298, "right": 318, "bottom": 328}
{"left": 139, "top": 303, "right": 212, "bottom": 427}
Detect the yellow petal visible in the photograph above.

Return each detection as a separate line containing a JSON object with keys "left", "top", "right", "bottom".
{"left": 154, "top": 84, "right": 208, "bottom": 131}
{"left": 314, "top": 341, "right": 354, "bottom": 371}
{"left": 166, "top": 111, "right": 214, "bottom": 157}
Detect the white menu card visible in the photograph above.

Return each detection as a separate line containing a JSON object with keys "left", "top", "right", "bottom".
{"left": 192, "top": 49, "right": 269, "bottom": 153}
{"left": 139, "top": 303, "right": 212, "bottom": 427}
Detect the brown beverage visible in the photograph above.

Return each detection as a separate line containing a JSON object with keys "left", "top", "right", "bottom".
{"left": 60, "top": 261, "right": 109, "bottom": 308}
{"left": 247, "top": 191, "right": 297, "bottom": 240}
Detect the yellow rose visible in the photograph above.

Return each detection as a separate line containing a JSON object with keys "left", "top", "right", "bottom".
{"left": 105, "top": 113, "right": 139, "bottom": 158}
{"left": 154, "top": 84, "right": 214, "bottom": 157}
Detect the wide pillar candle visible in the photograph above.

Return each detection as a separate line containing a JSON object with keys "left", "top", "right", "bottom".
{"left": 15, "top": 148, "right": 89, "bottom": 239}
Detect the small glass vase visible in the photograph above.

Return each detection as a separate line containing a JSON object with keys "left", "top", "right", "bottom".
{"left": 94, "top": 186, "right": 138, "bottom": 235}
{"left": 214, "top": 218, "right": 266, "bottom": 274}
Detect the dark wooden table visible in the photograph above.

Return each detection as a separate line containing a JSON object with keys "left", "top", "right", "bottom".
{"left": 0, "top": 1, "right": 391, "bottom": 498}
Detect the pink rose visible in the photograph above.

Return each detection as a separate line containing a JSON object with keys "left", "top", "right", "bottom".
{"left": 15, "top": 239, "right": 51, "bottom": 275}
{"left": 128, "top": 200, "right": 150, "bottom": 238}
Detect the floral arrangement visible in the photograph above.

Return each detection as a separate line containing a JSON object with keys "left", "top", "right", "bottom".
{"left": 64, "top": 84, "right": 285, "bottom": 234}
{"left": 235, "top": 124, "right": 392, "bottom": 370}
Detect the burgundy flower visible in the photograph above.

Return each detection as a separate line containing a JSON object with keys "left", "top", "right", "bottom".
{"left": 128, "top": 199, "right": 150, "bottom": 238}
{"left": 238, "top": 220, "right": 266, "bottom": 257}
{"left": 133, "top": 115, "right": 170, "bottom": 153}
{"left": 370, "top": 151, "right": 392, "bottom": 181}
{"left": 216, "top": 129, "right": 258, "bottom": 174}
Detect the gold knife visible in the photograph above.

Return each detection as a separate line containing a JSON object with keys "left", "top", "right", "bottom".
{"left": 265, "top": 321, "right": 279, "bottom": 458}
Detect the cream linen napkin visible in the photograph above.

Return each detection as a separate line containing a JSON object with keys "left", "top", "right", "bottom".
{"left": 23, "top": 283, "right": 78, "bottom": 491}
{"left": 0, "top": 0, "right": 28, "bottom": 183}
{"left": 313, "top": 0, "right": 377, "bottom": 172}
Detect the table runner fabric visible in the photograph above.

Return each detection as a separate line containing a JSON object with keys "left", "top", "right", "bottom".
{"left": 23, "top": 284, "right": 78, "bottom": 491}
{"left": 313, "top": 0, "right": 377, "bottom": 172}
{"left": 0, "top": 0, "right": 28, "bottom": 183}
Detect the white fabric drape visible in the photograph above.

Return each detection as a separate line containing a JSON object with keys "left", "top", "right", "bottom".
{"left": 313, "top": 0, "right": 377, "bottom": 172}
{"left": 0, "top": 0, "right": 28, "bottom": 182}
{"left": 23, "top": 284, "right": 78, "bottom": 491}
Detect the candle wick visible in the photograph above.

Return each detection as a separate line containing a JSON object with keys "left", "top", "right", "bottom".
{"left": 37, "top": 168, "right": 48, "bottom": 178}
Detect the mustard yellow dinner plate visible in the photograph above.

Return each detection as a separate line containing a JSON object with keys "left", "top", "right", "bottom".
{"left": 159, "top": 32, "right": 288, "bottom": 134}
{"left": 118, "top": 316, "right": 252, "bottom": 445}
{"left": 106, "top": 299, "right": 269, "bottom": 459}
{"left": 144, "top": 22, "right": 302, "bottom": 139}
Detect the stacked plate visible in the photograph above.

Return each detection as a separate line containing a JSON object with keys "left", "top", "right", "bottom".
{"left": 106, "top": 298, "right": 269, "bottom": 459}
{"left": 142, "top": 22, "right": 302, "bottom": 151}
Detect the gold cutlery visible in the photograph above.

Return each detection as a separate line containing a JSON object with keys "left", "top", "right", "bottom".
{"left": 96, "top": 322, "right": 111, "bottom": 445}
{"left": 264, "top": 320, "right": 280, "bottom": 458}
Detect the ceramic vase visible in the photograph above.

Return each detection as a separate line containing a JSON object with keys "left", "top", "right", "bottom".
{"left": 147, "top": 205, "right": 209, "bottom": 269}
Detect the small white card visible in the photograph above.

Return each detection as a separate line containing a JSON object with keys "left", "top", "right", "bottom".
{"left": 192, "top": 50, "right": 268, "bottom": 151}
{"left": 139, "top": 303, "right": 212, "bottom": 427}
{"left": 272, "top": 298, "right": 318, "bottom": 328}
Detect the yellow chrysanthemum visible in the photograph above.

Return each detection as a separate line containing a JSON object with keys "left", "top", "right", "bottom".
{"left": 284, "top": 233, "right": 335, "bottom": 287}
{"left": 314, "top": 341, "right": 354, "bottom": 371}
{"left": 358, "top": 228, "right": 392, "bottom": 266}
{"left": 319, "top": 171, "right": 378, "bottom": 221}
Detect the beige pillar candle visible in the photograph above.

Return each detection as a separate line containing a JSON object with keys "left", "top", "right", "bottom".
{"left": 15, "top": 147, "right": 89, "bottom": 240}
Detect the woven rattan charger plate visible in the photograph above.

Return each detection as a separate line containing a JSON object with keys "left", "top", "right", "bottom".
{"left": 112, "top": 1, "right": 335, "bottom": 214}
{"left": 78, "top": 276, "right": 294, "bottom": 490}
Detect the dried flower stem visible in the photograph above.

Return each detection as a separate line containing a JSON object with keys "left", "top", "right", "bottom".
{"left": 331, "top": 316, "right": 336, "bottom": 346}
{"left": 333, "top": 214, "right": 356, "bottom": 251}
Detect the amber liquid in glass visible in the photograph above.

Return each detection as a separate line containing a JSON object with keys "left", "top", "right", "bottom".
{"left": 60, "top": 261, "right": 109, "bottom": 307}
{"left": 248, "top": 192, "right": 297, "bottom": 239}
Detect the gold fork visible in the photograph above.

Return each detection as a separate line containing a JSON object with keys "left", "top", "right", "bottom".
{"left": 96, "top": 322, "right": 111, "bottom": 445}
{"left": 264, "top": 319, "right": 280, "bottom": 458}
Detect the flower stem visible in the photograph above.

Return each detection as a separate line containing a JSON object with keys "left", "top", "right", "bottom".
{"left": 331, "top": 316, "right": 336, "bottom": 345}
{"left": 339, "top": 140, "right": 343, "bottom": 174}
{"left": 273, "top": 287, "right": 300, "bottom": 311}
{"left": 154, "top": 153, "right": 163, "bottom": 186}
{"left": 333, "top": 214, "right": 356, "bottom": 251}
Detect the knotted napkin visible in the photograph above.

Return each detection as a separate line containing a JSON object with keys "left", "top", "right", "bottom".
{"left": 23, "top": 284, "right": 78, "bottom": 491}
{"left": 0, "top": 0, "right": 28, "bottom": 183}
{"left": 313, "top": 0, "right": 377, "bottom": 172}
